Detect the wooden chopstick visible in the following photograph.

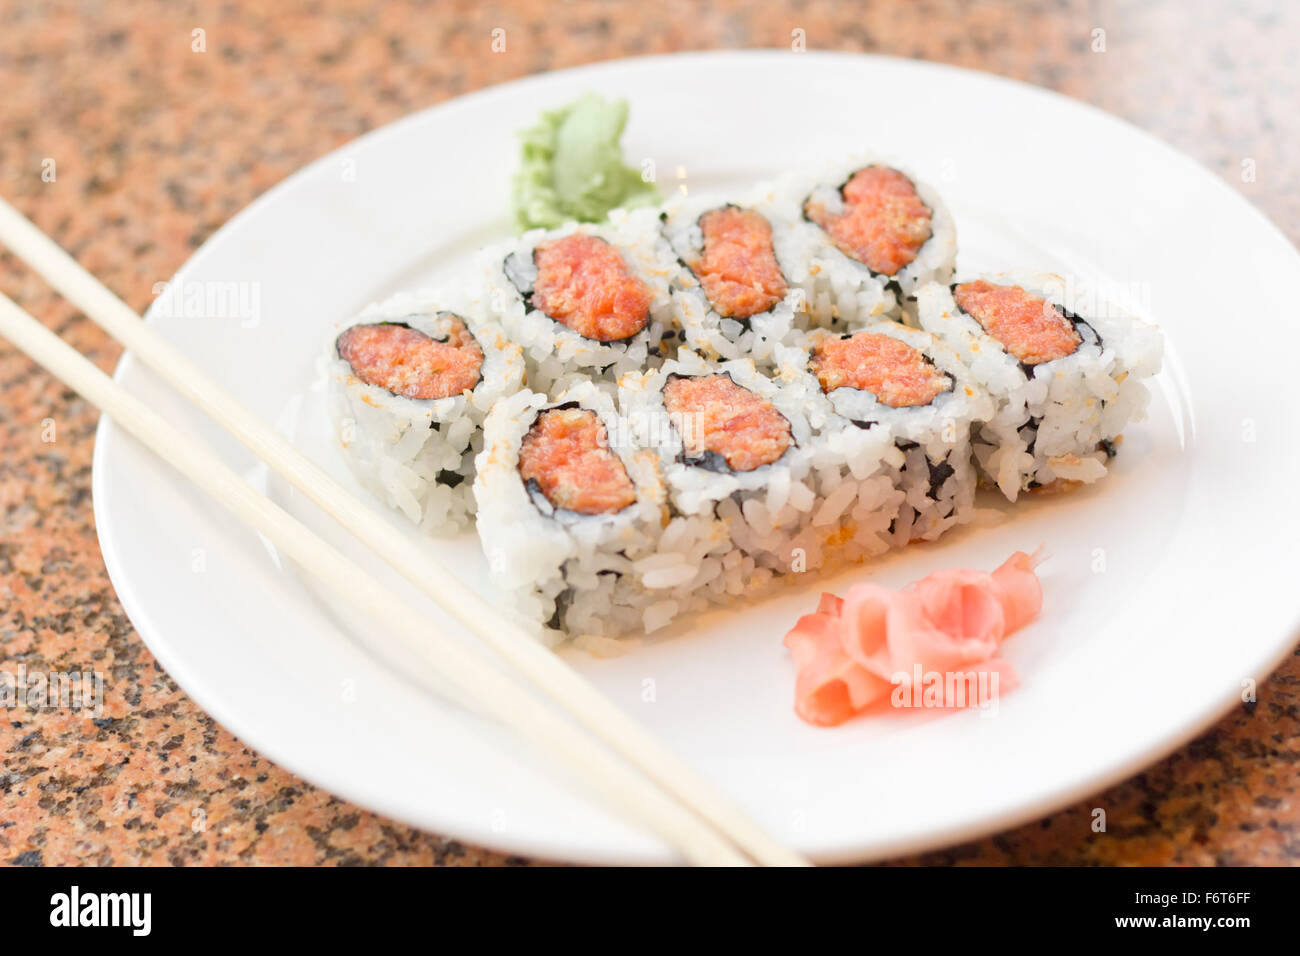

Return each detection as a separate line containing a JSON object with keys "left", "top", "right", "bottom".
{"left": 0, "top": 290, "right": 758, "bottom": 866}
{"left": 0, "top": 198, "right": 809, "bottom": 867}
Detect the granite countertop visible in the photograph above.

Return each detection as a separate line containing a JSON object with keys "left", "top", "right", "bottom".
{"left": 1, "top": 0, "right": 1297, "bottom": 866}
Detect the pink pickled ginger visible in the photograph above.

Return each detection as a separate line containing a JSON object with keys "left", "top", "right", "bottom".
{"left": 782, "top": 552, "right": 1043, "bottom": 727}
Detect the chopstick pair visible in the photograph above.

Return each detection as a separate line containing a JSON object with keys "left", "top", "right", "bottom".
{"left": 0, "top": 198, "right": 809, "bottom": 867}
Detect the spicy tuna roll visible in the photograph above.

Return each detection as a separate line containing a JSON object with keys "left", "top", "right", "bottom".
{"left": 622, "top": 349, "right": 879, "bottom": 581}
{"left": 773, "top": 157, "right": 957, "bottom": 328}
{"left": 916, "top": 273, "right": 1162, "bottom": 499}
{"left": 792, "top": 321, "right": 993, "bottom": 544}
{"left": 661, "top": 196, "right": 808, "bottom": 365}
{"left": 326, "top": 286, "right": 525, "bottom": 533}
{"left": 475, "top": 382, "right": 734, "bottom": 645}
{"left": 480, "top": 208, "right": 680, "bottom": 391}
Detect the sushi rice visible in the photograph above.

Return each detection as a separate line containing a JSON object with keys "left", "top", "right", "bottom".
{"left": 475, "top": 382, "right": 727, "bottom": 645}
{"left": 326, "top": 284, "right": 525, "bottom": 534}
{"left": 620, "top": 350, "right": 822, "bottom": 581}
{"left": 660, "top": 191, "right": 809, "bottom": 366}
{"left": 478, "top": 207, "right": 681, "bottom": 393}
{"left": 916, "top": 272, "right": 1162, "bottom": 499}
{"left": 768, "top": 156, "right": 957, "bottom": 329}
{"left": 789, "top": 322, "right": 994, "bottom": 545}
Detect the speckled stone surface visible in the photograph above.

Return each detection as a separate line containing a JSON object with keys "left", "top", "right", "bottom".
{"left": 1, "top": 0, "right": 1297, "bottom": 866}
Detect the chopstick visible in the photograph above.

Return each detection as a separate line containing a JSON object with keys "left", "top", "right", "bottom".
{"left": 0, "top": 198, "right": 809, "bottom": 867}
{"left": 0, "top": 290, "right": 756, "bottom": 866}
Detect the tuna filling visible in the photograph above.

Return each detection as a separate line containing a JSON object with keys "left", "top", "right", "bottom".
{"left": 337, "top": 316, "right": 483, "bottom": 400}
{"left": 953, "top": 280, "right": 1082, "bottom": 365}
{"left": 530, "top": 234, "right": 653, "bottom": 342}
{"left": 518, "top": 407, "right": 637, "bottom": 515}
{"left": 662, "top": 373, "right": 792, "bottom": 473}
{"left": 804, "top": 165, "right": 932, "bottom": 276}
{"left": 811, "top": 331, "right": 952, "bottom": 408}
{"left": 690, "top": 206, "right": 788, "bottom": 320}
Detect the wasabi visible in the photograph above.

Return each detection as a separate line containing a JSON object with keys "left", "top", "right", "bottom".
{"left": 512, "top": 92, "right": 660, "bottom": 231}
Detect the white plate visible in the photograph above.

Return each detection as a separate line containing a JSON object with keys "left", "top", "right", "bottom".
{"left": 93, "top": 51, "right": 1300, "bottom": 864}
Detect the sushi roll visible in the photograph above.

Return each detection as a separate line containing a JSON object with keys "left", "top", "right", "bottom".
{"left": 916, "top": 273, "right": 1162, "bottom": 499}
{"left": 793, "top": 321, "right": 993, "bottom": 543}
{"left": 480, "top": 207, "right": 681, "bottom": 393}
{"left": 621, "top": 350, "right": 893, "bottom": 579}
{"left": 774, "top": 158, "right": 957, "bottom": 328}
{"left": 319, "top": 152, "right": 1171, "bottom": 647}
{"left": 475, "top": 382, "right": 727, "bottom": 644}
{"left": 661, "top": 196, "right": 808, "bottom": 365}
{"left": 326, "top": 286, "right": 525, "bottom": 533}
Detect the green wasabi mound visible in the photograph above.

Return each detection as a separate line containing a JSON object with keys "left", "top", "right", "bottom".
{"left": 512, "top": 92, "right": 661, "bottom": 232}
